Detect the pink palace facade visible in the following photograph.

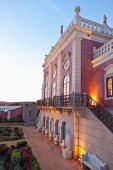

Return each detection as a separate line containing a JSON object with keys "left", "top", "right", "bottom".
{"left": 37, "top": 7, "right": 113, "bottom": 169}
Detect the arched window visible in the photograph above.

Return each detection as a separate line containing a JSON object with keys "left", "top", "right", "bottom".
{"left": 45, "top": 86, "right": 48, "bottom": 98}
{"left": 63, "top": 75, "right": 69, "bottom": 96}
{"left": 52, "top": 82, "right": 56, "bottom": 98}
{"left": 61, "top": 121, "right": 67, "bottom": 140}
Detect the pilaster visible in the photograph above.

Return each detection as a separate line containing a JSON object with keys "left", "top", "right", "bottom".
{"left": 57, "top": 53, "right": 62, "bottom": 95}
{"left": 72, "top": 33, "right": 82, "bottom": 93}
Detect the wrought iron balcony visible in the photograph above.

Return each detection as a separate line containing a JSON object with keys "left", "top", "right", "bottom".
{"left": 37, "top": 93, "right": 113, "bottom": 133}
{"left": 37, "top": 93, "right": 89, "bottom": 108}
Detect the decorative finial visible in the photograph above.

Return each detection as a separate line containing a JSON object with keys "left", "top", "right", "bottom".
{"left": 74, "top": 6, "right": 80, "bottom": 16}
{"left": 103, "top": 14, "right": 107, "bottom": 25}
{"left": 60, "top": 25, "right": 63, "bottom": 35}
{"left": 45, "top": 54, "right": 48, "bottom": 57}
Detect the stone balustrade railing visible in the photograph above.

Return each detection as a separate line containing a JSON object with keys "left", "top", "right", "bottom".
{"left": 45, "top": 15, "right": 113, "bottom": 61}
{"left": 76, "top": 16, "right": 113, "bottom": 36}
{"left": 93, "top": 38, "right": 113, "bottom": 59}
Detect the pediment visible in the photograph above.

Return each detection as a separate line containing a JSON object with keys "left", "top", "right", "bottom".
{"left": 104, "top": 64, "right": 113, "bottom": 76}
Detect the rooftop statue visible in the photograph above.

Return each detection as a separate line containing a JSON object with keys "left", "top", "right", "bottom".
{"left": 103, "top": 14, "right": 107, "bottom": 25}
{"left": 60, "top": 25, "right": 63, "bottom": 35}
{"left": 74, "top": 6, "right": 80, "bottom": 16}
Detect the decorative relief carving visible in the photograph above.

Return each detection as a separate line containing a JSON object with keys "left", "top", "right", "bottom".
{"left": 63, "top": 59, "right": 70, "bottom": 71}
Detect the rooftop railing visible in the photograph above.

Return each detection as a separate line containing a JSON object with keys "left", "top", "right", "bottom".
{"left": 77, "top": 16, "right": 113, "bottom": 36}
{"left": 93, "top": 38, "right": 113, "bottom": 59}
{"left": 45, "top": 15, "right": 113, "bottom": 62}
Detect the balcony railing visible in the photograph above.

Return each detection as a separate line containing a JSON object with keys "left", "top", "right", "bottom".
{"left": 93, "top": 38, "right": 113, "bottom": 59}
{"left": 37, "top": 93, "right": 89, "bottom": 108}
{"left": 37, "top": 93, "right": 113, "bottom": 133}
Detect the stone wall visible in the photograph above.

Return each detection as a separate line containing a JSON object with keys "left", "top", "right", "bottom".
{"left": 22, "top": 104, "right": 38, "bottom": 123}
{"left": 77, "top": 108, "right": 113, "bottom": 170}
{"left": 10, "top": 106, "right": 23, "bottom": 119}
{"left": 39, "top": 108, "right": 75, "bottom": 152}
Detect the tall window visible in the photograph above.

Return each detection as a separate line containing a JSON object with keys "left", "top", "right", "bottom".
{"left": 52, "top": 82, "right": 56, "bottom": 98}
{"left": 107, "top": 77, "right": 113, "bottom": 97}
{"left": 45, "top": 86, "right": 48, "bottom": 98}
{"left": 63, "top": 75, "right": 69, "bottom": 96}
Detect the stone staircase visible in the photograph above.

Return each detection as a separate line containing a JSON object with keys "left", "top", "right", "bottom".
{"left": 87, "top": 96, "right": 113, "bottom": 133}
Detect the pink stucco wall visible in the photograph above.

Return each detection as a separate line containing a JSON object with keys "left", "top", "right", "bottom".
{"left": 0, "top": 112, "right": 7, "bottom": 118}
{"left": 94, "top": 59, "right": 113, "bottom": 108}
{"left": 81, "top": 38, "right": 113, "bottom": 108}
{"left": 81, "top": 38, "right": 103, "bottom": 98}
{"left": 10, "top": 107, "right": 23, "bottom": 118}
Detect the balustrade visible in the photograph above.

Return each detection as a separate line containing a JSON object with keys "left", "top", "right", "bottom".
{"left": 93, "top": 39, "right": 113, "bottom": 59}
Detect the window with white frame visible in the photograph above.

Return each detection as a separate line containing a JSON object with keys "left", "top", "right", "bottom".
{"left": 107, "top": 77, "right": 113, "bottom": 97}
{"left": 63, "top": 75, "right": 69, "bottom": 96}
{"left": 52, "top": 82, "right": 56, "bottom": 98}
{"left": 45, "top": 86, "right": 48, "bottom": 98}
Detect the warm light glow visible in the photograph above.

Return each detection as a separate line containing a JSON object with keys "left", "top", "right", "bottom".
{"left": 79, "top": 147, "right": 86, "bottom": 158}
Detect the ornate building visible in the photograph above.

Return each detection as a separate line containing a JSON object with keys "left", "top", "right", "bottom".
{"left": 37, "top": 7, "right": 113, "bottom": 169}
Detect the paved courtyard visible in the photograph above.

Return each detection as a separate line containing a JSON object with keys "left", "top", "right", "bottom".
{"left": 0, "top": 125, "right": 82, "bottom": 170}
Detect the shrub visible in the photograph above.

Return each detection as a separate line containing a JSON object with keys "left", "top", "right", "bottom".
{"left": 0, "top": 136, "right": 9, "bottom": 141}
{"left": 16, "top": 140, "right": 28, "bottom": 148}
{"left": 0, "top": 118, "right": 23, "bottom": 123}
{"left": 31, "top": 156, "right": 41, "bottom": 170}
{"left": 3, "top": 163, "right": 10, "bottom": 170}
{"left": 0, "top": 127, "right": 5, "bottom": 134}
{"left": 21, "top": 149, "right": 31, "bottom": 162}
{"left": 11, "top": 149, "right": 21, "bottom": 168}
{"left": 14, "top": 165, "right": 22, "bottom": 170}
{"left": 10, "top": 145, "right": 16, "bottom": 151}
{"left": 0, "top": 127, "right": 24, "bottom": 141}
{"left": 26, "top": 145, "right": 32, "bottom": 154}
{"left": 0, "top": 144, "right": 9, "bottom": 155}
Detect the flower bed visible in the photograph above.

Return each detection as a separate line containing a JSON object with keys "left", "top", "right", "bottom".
{"left": 0, "top": 118, "right": 23, "bottom": 123}
{"left": 0, "top": 127, "right": 24, "bottom": 141}
{"left": 0, "top": 141, "right": 40, "bottom": 170}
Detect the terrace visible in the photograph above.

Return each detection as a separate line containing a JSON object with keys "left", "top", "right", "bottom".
{"left": 37, "top": 93, "right": 113, "bottom": 133}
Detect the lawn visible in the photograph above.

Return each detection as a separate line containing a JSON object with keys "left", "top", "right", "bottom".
{"left": 0, "top": 127, "right": 24, "bottom": 141}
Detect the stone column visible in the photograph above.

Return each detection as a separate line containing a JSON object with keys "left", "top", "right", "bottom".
{"left": 57, "top": 53, "right": 62, "bottom": 95}
{"left": 7, "top": 110, "right": 11, "bottom": 120}
{"left": 72, "top": 33, "right": 82, "bottom": 93}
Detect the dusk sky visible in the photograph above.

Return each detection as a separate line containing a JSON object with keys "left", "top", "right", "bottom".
{"left": 0, "top": 0, "right": 113, "bottom": 102}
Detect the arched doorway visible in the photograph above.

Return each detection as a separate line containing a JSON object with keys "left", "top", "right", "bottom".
{"left": 50, "top": 118, "right": 54, "bottom": 132}
{"left": 55, "top": 119, "right": 59, "bottom": 135}
{"left": 61, "top": 121, "right": 67, "bottom": 140}
{"left": 46, "top": 117, "right": 49, "bottom": 129}
{"left": 43, "top": 116, "right": 46, "bottom": 127}
{"left": 36, "top": 110, "right": 40, "bottom": 127}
